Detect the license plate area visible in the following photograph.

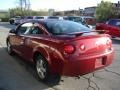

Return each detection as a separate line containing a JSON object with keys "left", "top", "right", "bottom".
{"left": 95, "top": 57, "right": 107, "bottom": 68}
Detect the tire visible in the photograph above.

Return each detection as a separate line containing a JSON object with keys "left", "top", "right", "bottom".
{"left": 35, "top": 55, "right": 50, "bottom": 81}
{"left": 7, "top": 41, "right": 14, "bottom": 55}
{"left": 9, "top": 20, "right": 14, "bottom": 24}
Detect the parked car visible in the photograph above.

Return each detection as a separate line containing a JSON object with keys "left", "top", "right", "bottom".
{"left": 96, "top": 19, "right": 120, "bottom": 37}
{"left": 80, "top": 16, "right": 96, "bottom": 25}
{"left": 14, "top": 16, "right": 47, "bottom": 25}
{"left": 6, "top": 20, "right": 114, "bottom": 81}
{"left": 34, "top": 16, "right": 47, "bottom": 20}
{"left": 22, "top": 16, "right": 34, "bottom": 23}
{"left": 9, "top": 16, "right": 21, "bottom": 24}
{"left": 63, "top": 16, "right": 82, "bottom": 22}
{"left": 47, "top": 16, "right": 63, "bottom": 20}
{"left": 14, "top": 16, "right": 25, "bottom": 25}
{"left": 15, "top": 16, "right": 34, "bottom": 25}
{"left": 63, "top": 16, "right": 92, "bottom": 29}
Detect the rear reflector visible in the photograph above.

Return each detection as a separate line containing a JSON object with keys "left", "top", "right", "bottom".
{"left": 80, "top": 44, "right": 85, "bottom": 51}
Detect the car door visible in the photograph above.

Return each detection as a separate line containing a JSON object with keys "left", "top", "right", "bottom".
{"left": 13, "top": 22, "right": 33, "bottom": 56}
{"left": 22, "top": 22, "right": 47, "bottom": 61}
{"left": 107, "top": 20, "right": 120, "bottom": 37}
{"left": 109, "top": 26, "right": 120, "bottom": 37}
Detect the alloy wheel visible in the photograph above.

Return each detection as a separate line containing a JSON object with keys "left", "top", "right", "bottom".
{"left": 36, "top": 58, "right": 47, "bottom": 80}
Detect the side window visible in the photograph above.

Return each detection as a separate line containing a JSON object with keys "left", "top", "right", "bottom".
{"left": 30, "top": 26, "right": 43, "bottom": 34}
{"left": 17, "top": 23, "right": 33, "bottom": 35}
{"left": 29, "top": 24, "right": 44, "bottom": 34}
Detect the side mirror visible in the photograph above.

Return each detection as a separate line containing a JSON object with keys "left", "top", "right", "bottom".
{"left": 9, "top": 29, "right": 16, "bottom": 34}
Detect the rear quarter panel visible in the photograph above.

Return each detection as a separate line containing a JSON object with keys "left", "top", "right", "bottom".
{"left": 27, "top": 35, "right": 66, "bottom": 74}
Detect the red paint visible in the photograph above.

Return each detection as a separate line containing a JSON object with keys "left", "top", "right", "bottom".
{"left": 7, "top": 20, "right": 114, "bottom": 77}
{"left": 96, "top": 19, "right": 120, "bottom": 37}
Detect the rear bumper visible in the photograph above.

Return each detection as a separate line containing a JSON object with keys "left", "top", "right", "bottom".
{"left": 61, "top": 50, "right": 114, "bottom": 76}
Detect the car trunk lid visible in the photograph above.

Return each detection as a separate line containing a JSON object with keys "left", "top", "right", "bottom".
{"left": 67, "top": 33, "right": 112, "bottom": 56}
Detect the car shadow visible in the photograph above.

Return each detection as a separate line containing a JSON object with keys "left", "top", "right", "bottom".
{"left": 3, "top": 47, "right": 61, "bottom": 87}
{"left": 0, "top": 47, "right": 53, "bottom": 90}
{"left": 112, "top": 38, "right": 120, "bottom": 44}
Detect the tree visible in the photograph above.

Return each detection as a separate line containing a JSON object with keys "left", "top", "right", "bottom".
{"left": 95, "top": 1, "right": 113, "bottom": 22}
{"left": 9, "top": 7, "right": 49, "bottom": 17}
{"left": 9, "top": 0, "right": 49, "bottom": 17}
{"left": 14, "top": 0, "right": 31, "bottom": 16}
{"left": 9, "top": 7, "right": 27, "bottom": 17}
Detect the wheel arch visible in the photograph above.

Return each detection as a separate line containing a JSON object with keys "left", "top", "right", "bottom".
{"left": 32, "top": 47, "right": 51, "bottom": 66}
{"left": 6, "top": 37, "right": 9, "bottom": 44}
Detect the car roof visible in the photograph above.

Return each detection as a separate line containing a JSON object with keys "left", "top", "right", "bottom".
{"left": 29, "top": 19, "right": 69, "bottom": 24}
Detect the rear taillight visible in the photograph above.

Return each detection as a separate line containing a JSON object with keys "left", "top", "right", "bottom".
{"left": 64, "top": 45, "right": 75, "bottom": 54}
{"left": 79, "top": 44, "right": 85, "bottom": 51}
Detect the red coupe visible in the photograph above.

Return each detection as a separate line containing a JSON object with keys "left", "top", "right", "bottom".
{"left": 96, "top": 19, "right": 120, "bottom": 37}
{"left": 6, "top": 20, "right": 114, "bottom": 81}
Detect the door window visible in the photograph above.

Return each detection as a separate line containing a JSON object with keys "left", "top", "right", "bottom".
{"left": 29, "top": 26, "right": 43, "bottom": 34}
{"left": 16, "top": 23, "right": 33, "bottom": 35}
{"left": 29, "top": 23, "right": 44, "bottom": 35}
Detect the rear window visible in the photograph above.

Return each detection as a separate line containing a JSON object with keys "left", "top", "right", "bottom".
{"left": 35, "top": 17, "right": 44, "bottom": 19}
{"left": 67, "top": 17, "right": 82, "bottom": 22}
{"left": 108, "top": 20, "right": 120, "bottom": 26}
{"left": 26, "top": 16, "right": 33, "bottom": 19}
{"left": 48, "top": 16, "right": 59, "bottom": 19}
{"left": 46, "top": 21, "right": 90, "bottom": 35}
{"left": 15, "top": 16, "right": 21, "bottom": 19}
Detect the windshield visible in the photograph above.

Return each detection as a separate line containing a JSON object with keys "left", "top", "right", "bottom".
{"left": 46, "top": 21, "right": 91, "bottom": 35}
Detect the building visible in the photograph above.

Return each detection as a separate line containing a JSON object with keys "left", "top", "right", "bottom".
{"left": 112, "top": 1, "right": 120, "bottom": 15}
{"left": 83, "top": 7, "right": 96, "bottom": 17}
{"left": 79, "top": 9, "right": 84, "bottom": 16}
{"left": 54, "top": 9, "right": 84, "bottom": 16}
{"left": 63, "top": 10, "right": 80, "bottom": 16}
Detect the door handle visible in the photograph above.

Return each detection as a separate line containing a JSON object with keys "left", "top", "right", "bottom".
{"left": 21, "top": 37, "right": 25, "bottom": 40}
{"left": 20, "top": 41, "right": 24, "bottom": 44}
{"left": 20, "top": 37, "right": 25, "bottom": 45}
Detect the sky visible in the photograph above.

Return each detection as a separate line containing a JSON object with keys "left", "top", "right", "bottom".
{"left": 0, "top": 0, "right": 119, "bottom": 11}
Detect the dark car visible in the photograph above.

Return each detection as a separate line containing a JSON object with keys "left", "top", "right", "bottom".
{"left": 34, "top": 16, "right": 47, "bottom": 20}
{"left": 9, "top": 16, "right": 21, "bottom": 24}
{"left": 96, "top": 19, "right": 120, "bottom": 37}
{"left": 47, "top": 16, "right": 63, "bottom": 20}
{"left": 63, "top": 16, "right": 91, "bottom": 28}
{"left": 6, "top": 20, "right": 114, "bottom": 81}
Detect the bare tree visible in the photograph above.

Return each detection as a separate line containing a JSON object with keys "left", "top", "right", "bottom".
{"left": 17, "top": 0, "right": 31, "bottom": 16}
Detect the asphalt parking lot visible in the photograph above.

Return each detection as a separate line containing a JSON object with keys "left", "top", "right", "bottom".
{"left": 0, "top": 22, "right": 120, "bottom": 90}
